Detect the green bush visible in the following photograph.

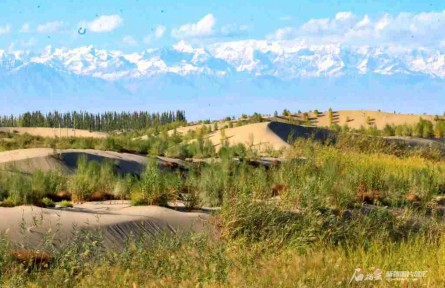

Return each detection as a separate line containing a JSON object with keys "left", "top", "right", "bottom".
{"left": 0, "top": 197, "right": 15, "bottom": 207}
{"left": 59, "top": 200, "right": 73, "bottom": 208}
{"left": 131, "top": 160, "right": 175, "bottom": 206}
{"left": 41, "top": 197, "right": 55, "bottom": 208}
{"left": 67, "top": 156, "right": 118, "bottom": 201}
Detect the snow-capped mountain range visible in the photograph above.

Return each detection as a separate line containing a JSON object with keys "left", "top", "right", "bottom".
{"left": 1, "top": 40, "right": 444, "bottom": 119}
{"left": 2, "top": 40, "right": 445, "bottom": 80}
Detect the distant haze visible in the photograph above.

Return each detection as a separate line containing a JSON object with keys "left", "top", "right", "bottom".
{"left": 1, "top": 43, "right": 444, "bottom": 120}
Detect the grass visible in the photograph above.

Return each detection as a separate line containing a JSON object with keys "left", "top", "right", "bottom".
{"left": 0, "top": 210, "right": 444, "bottom": 287}
{"left": 59, "top": 200, "right": 73, "bottom": 208}
{"left": 1, "top": 130, "right": 445, "bottom": 286}
{"left": 40, "top": 197, "right": 55, "bottom": 208}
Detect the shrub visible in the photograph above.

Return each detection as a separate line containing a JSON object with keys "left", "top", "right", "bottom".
{"left": 131, "top": 192, "right": 148, "bottom": 206}
{"left": 41, "top": 197, "right": 55, "bottom": 208}
{"left": 6, "top": 173, "right": 33, "bottom": 205}
{"left": 217, "top": 198, "right": 315, "bottom": 247}
{"left": 328, "top": 108, "right": 333, "bottom": 125}
{"left": 131, "top": 160, "right": 175, "bottom": 206}
{"left": 67, "top": 156, "right": 118, "bottom": 201}
{"left": 113, "top": 174, "right": 134, "bottom": 200}
{"left": 59, "top": 200, "right": 73, "bottom": 208}
{"left": 0, "top": 197, "right": 15, "bottom": 207}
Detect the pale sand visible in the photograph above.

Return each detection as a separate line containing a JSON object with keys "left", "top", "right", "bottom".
{"left": 166, "top": 121, "right": 234, "bottom": 136}
{"left": 0, "top": 202, "right": 211, "bottom": 250}
{"left": 206, "top": 121, "right": 333, "bottom": 151}
{"left": 0, "top": 127, "right": 108, "bottom": 138}
{"left": 134, "top": 122, "right": 222, "bottom": 140}
{"left": 292, "top": 110, "right": 438, "bottom": 130}
{"left": 0, "top": 148, "right": 148, "bottom": 175}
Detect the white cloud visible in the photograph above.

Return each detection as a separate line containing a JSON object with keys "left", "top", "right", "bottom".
{"left": 0, "top": 24, "right": 11, "bottom": 35}
{"left": 143, "top": 25, "right": 167, "bottom": 44}
{"left": 122, "top": 35, "right": 137, "bottom": 46}
{"left": 155, "top": 25, "right": 166, "bottom": 38}
{"left": 335, "top": 11, "right": 354, "bottom": 21}
{"left": 172, "top": 14, "right": 247, "bottom": 39}
{"left": 269, "top": 11, "right": 445, "bottom": 47}
{"left": 84, "top": 15, "right": 123, "bottom": 33}
{"left": 37, "top": 21, "right": 65, "bottom": 33}
{"left": 269, "top": 27, "right": 294, "bottom": 40}
{"left": 20, "top": 23, "right": 31, "bottom": 33}
{"left": 172, "top": 14, "right": 216, "bottom": 38}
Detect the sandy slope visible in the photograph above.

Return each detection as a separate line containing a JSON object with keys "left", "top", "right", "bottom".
{"left": 0, "top": 127, "right": 108, "bottom": 138}
{"left": 206, "top": 121, "right": 333, "bottom": 151}
{"left": 167, "top": 121, "right": 234, "bottom": 136}
{"left": 0, "top": 148, "right": 148, "bottom": 175}
{"left": 0, "top": 202, "right": 211, "bottom": 250}
{"left": 292, "top": 110, "right": 438, "bottom": 130}
{"left": 207, "top": 122, "right": 289, "bottom": 150}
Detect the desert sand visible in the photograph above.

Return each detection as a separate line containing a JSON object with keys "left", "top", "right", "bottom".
{"left": 0, "top": 148, "right": 148, "bottom": 175}
{"left": 0, "top": 127, "right": 108, "bottom": 138}
{"left": 291, "top": 110, "right": 439, "bottom": 130}
{"left": 206, "top": 121, "right": 333, "bottom": 151}
{"left": 0, "top": 202, "right": 211, "bottom": 250}
{"left": 167, "top": 121, "right": 234, "bottom": 136}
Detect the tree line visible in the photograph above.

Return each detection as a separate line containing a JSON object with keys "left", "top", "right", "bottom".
{"left": 331, "top": 118, "right": 445, "bottom": 139}
{"left": 0, "top": 111, "right": 186, "bottom": 132}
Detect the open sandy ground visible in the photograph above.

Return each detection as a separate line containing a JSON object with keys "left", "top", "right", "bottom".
{"left": 0, "top": 202, "right": 211, "bottom": 250}
{"left": 291, "top": 110, "right": 438, "bottom": 130}
{"left": 206, "top": 121, "right": 333, "bottom": 151}
{"left": 0, "top": 148, "right": 148, "bottom": 175}
{"left": 0, "top": 127, "right": 108, "bottom": 138}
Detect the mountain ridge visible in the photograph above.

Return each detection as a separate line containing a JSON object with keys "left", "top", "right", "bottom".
{"left": 1, "top": 41, "right": 444, "bottom": 119}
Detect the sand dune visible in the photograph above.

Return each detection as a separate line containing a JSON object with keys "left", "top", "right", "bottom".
{"left": 207, "top": 121, "right": 333, "bottom": 151}
{"left": 0, "top": 148, "right": 148, "bottom": 175}
{"left": 0, "top": 202, "right": 211, "bottom": 250}
{"left": 0, "top": 127, "right": 108, "bottom": 138}
{"left": 291, "top": 110, "right": 438, "bottom": 130}
{"left": 167, "top": 121, "right": 234, "bottom": 136}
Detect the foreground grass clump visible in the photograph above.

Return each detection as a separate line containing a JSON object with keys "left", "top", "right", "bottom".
{"left": 1, "top": 133, "right": 445, "bottom": 286}
{"left": 1, "top": 199, "right": 445, "bottom": 287}
{"left": 59, "top": 200, "right": 73, "bottom": 208}
{"left": 40, "top": 197, "right": 55, "bottom": 208}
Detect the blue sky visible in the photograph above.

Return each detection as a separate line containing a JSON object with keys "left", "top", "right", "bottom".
{"left": 2, "top": 0, "right": 445, "bottom": 52}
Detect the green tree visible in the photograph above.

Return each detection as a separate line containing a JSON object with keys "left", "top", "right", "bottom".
{"left": 382, "top": 124, "right": 395, "bottom": 136}
{"left": 434, "top": 120, "right": 445, "bottom": 138}
{"left": 328, "top": 108, "right": 333, "bottom": 126}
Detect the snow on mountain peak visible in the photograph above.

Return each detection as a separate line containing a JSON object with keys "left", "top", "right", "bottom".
{"left": 173, "top": 41, "right": 195, "bottom": 53}
{"left": 2, "top": 42, "right": 445, "bottom": 80}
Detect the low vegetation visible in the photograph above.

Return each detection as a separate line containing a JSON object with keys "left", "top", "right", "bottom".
{"left": 1, "top": 111, "right": 445, "bottom": 286}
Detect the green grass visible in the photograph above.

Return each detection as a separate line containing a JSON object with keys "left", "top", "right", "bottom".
{"left": 1, "top": 132, "right": 445, "bottom": 286}
{"left": 59, "top": 200, "right": 73, "bottom": 208}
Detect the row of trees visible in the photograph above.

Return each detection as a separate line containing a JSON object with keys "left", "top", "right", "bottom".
{"left": 333, "top": 118, "right": 445, "bottom": 139}
{"left": 381, "top": 119, "right": 445, "bottom": 138}
{"left": 0, "top": 111, "right": 186, "bottom": 132}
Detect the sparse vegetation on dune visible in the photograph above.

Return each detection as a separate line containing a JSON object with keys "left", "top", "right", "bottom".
{"left": 1, "top": 110, "right": 445, "bottom": 286}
